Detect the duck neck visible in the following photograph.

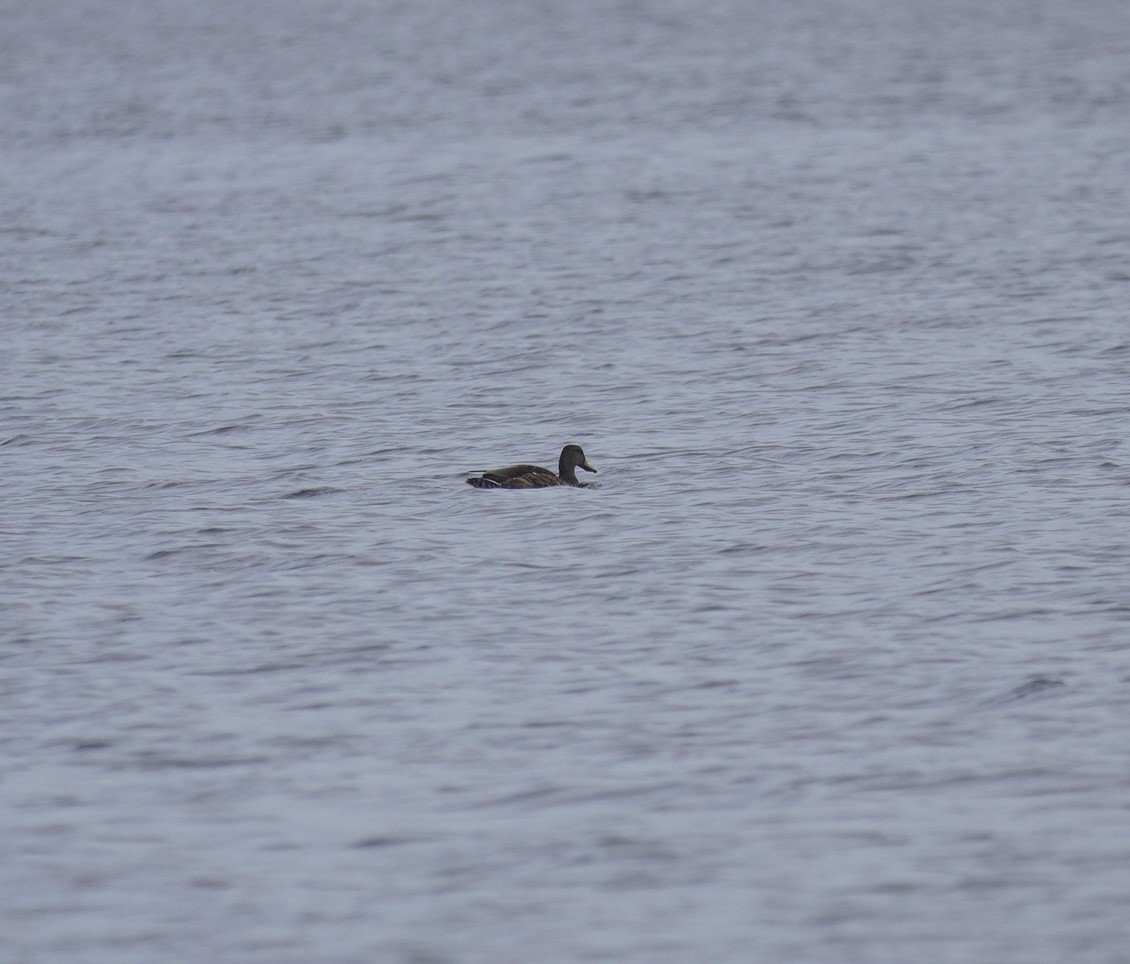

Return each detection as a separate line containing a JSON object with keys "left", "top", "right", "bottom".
{"left": 558, "top": 457, "right": 579, "bottom": 485}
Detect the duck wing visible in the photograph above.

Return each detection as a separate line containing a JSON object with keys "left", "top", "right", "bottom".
{"left": 498, "top": 470, "right": 563, "bottom": 488}
{"left": 468, "top": 463, "right": 564, "bottom": 488}
{"left": 481, "top": 463, "right": 547, "bottom": 481}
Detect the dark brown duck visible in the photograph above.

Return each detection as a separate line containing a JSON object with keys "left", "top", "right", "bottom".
{"left": 466, "top": 444, "right": 597, "bottom": 489}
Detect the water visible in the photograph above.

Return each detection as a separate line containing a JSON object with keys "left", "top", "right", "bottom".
{"left": 4, "top": 0, "right": 1130, "bottom": 960}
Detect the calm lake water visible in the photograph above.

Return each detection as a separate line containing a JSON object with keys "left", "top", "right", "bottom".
{"left": 5, "top": 0, "right": 1130, "bottom": 960}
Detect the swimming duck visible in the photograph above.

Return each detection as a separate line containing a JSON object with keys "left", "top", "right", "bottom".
{"left": 466, "top": 444, "right": 597, "bottom": 489}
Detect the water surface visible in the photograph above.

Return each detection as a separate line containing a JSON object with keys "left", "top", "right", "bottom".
{"left": 4, "top": 1, "right": 1130, "bottom": 960}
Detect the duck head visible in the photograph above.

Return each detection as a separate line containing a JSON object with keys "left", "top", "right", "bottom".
{"left": 560, "top": 444, "right": 596, "bottom": 476}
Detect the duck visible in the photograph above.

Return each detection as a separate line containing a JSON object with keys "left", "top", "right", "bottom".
{"left": 466, "top": 444, "right": 597, "bottom": 489}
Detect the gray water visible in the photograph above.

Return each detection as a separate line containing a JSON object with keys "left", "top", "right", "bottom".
{"left": 5, "top": 0, "right": 1130, "bottom": 960}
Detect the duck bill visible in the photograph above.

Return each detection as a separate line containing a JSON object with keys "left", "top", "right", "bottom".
{"left": 581, "top": 460, "right": 597, "bottom": 473}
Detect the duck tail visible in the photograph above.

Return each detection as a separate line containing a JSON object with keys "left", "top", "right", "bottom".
{"left": 466, "top": 476, "right": 501, "bottom": 488}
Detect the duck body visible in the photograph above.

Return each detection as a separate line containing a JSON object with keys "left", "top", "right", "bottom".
{"left": 467, "top": 444, "right": 596, "bottom": 489}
